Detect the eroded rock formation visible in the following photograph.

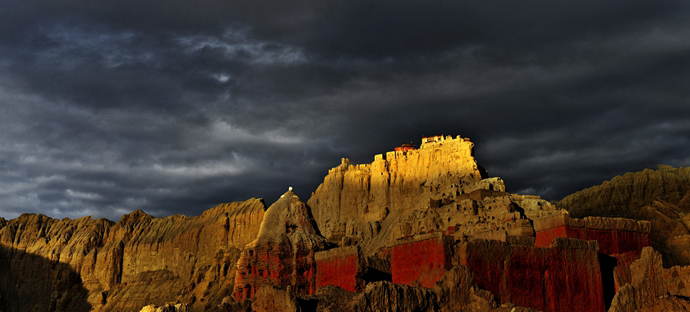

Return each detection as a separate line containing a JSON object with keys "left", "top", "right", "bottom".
{"left": 559, "top": 165, "right": 690, "bottom": 266}
{"left": 1, "top": 135, "right": 689, "bottom": 311}
{"left": 233, "top": 191, "right": 327, "bottom": 301}
{"left": 609, "top": 247, "right": 690, "bottom": 311}
{"left": 560, "top": 165, "right": 690, "bottom": 218}
{"left": 308, "top": 135, "right": 560, "bottom": 254}
{"left": 0, "top": 199, "right": 265, "bottom": 311}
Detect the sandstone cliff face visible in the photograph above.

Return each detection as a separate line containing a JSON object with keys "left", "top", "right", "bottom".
{"left": 308, "top": 136, "right": 560, "bottom": 254}
{"left": 0, "top": 199, "right": 265, "bottom": 312}
{"left": 558, "top": 165, "right": 690, "bottom": 266}
{"left": 308, "top": 136, "right": 482, "bottom": 243}
{"left": 0, "top": 244, "right": 91, "bottom": 311}
{"left": 609, "top": 247, "right": 690, "bottom": 312}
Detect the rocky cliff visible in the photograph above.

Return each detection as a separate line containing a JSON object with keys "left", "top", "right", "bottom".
{"left": 1, "top": 136, "right": 689, "bottom": 311}
{"left": 559, "top": 165, "right": 690, "bottom": 266}
{"left": 609, "top": 247, "right": 690, "bottom": 311}
{"left": 308, "top": 135, "right": 561, "bottom": 254}
{"left": 308, "top": 136, "right": 483, "bottom": 246}
{"left": 559, "top": 165, "right": 690, "bottom": 218}
{"left": 0, "top": 199, "right": 265, "bottom": 312}
{"left": 233, "top": 190, "right": 328, "bottom": 301}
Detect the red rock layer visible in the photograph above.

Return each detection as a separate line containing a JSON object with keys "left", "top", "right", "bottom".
{"left": 233, "top": 191, "right": 327, "bottom": 301}
{"left": 536, "top": 225, "right": 650, "bottom": 254}
{"left": 458, "top": 238, "right": 606, "bottom": 312}
{"left": 389, "top": 234, "right": 452, "bottom": 288}
{"left": 534, "top": 216, "right": 651, "bottom": 254}
{"left": 383, "top": 232, "right": 608, "bottom": 312}
{"left": 315, "top": 246, "right": 363, "bottom": 292}
{"left": 234, "top": 239, "right": 318, "bottom": 300}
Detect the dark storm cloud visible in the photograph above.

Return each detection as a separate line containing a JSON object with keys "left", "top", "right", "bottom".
{"left": 1, "top": 0, "right": 689, "bottom": 221}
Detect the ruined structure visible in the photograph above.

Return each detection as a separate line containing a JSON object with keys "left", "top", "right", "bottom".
{"left": 394, "top": 142, "right": 415, "bottom": 152}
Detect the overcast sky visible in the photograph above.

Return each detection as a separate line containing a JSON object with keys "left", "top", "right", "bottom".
{"left": 1, "top": 0, "right": 689, "bottom": 221}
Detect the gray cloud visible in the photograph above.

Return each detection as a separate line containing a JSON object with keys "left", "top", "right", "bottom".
{"left": 0, "top": 0, "right": 689, "bottom": 221}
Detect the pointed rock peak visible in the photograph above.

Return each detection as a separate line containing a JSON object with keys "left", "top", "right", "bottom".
{"left": 255, "top": 188, "right": 326, "bottom": 246}
{"left": 280, "top": 188, "right": 296, "bottom": 199}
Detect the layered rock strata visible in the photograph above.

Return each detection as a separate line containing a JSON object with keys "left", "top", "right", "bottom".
{"left": 609, "top": 247, "right": 690, "bottom": 311}
{"left": 0, "top": 199, "right": 265, "bottom": 311}
{"left": 558, "top": 165, "right": 690, "bottom": 266}
{"left": 560, "top": 165, "right": 690, "bottom": 218}
{"left": 533, "top": 214, "right": 651, "bottom": 253}
{"left": 308, "top": 135, "right": 561, "bottom": 254}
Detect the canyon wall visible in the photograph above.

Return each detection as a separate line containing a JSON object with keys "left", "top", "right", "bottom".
{"left": 389, "top": 233, "right": 452, "bottom": 288}
{"left": 0, "top": 199, "right": 265, "bottom": 312}
{"left": 533, "top": 214, "right": 651, "bottom": 254}
{"left": 457, "top": 237, "right": 605, "bottom": 312}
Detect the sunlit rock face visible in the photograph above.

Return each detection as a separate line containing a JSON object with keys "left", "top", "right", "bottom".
{"left": 0, "top": 199, "right": 265, "bottom": 311}
{"left": 307, "top": 135, "right": 562, "bottom": 254}
{"left": 233, "top": 191, "right": 328, "bottom": 301}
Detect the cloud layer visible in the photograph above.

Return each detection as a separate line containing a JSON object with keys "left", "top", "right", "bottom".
{"left": 1, "top": 0, "right": 689, "bottom": 221}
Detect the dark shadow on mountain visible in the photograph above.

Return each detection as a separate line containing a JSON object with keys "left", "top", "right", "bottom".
{"left": 0, "top": 245, "right": 91, "bottom": 312}
{"left": 598, "top": 253, "right": 618, "bottom": 311}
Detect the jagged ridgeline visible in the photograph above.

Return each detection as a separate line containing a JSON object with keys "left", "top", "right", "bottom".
{"left": 0, "top": 200, "right": 265, "bottom": 311}
{"left": 559, "top": 165, "right": 690, "bottom": 218}
{"left": 0, "top": 135, "right": 682, "bottom": 312}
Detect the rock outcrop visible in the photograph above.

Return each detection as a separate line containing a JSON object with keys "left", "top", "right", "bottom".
{"left": 2, "top": 135, "right": 688, "bottom": 312}
{"left": 233, "top": 191, "right": 327, "bottom": 301}
{"left": 0, "top": 199, "right": 265, "bottom": 311}
{"left": 139, "top": 303, "right": 189, "bottom": 312}
{"left": 227, "top": 136, "right": 660, "bottom": 311}
{"left": 0, "top": 244, "right": 91, "bottom": 311}
{"left": 559, "top": 165, "right": 690, "bottom": 218}
{"left": 558, "top": 165, "right": 690, "bottom": 266}
{"left": 308, "top": 136, "right": 561, "bottom": 254}
{"left": 609, "top": 246, "right": 690, "bottom": 311}
{"left": 219, "top": 264, "right": 531, "bottom": 312}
